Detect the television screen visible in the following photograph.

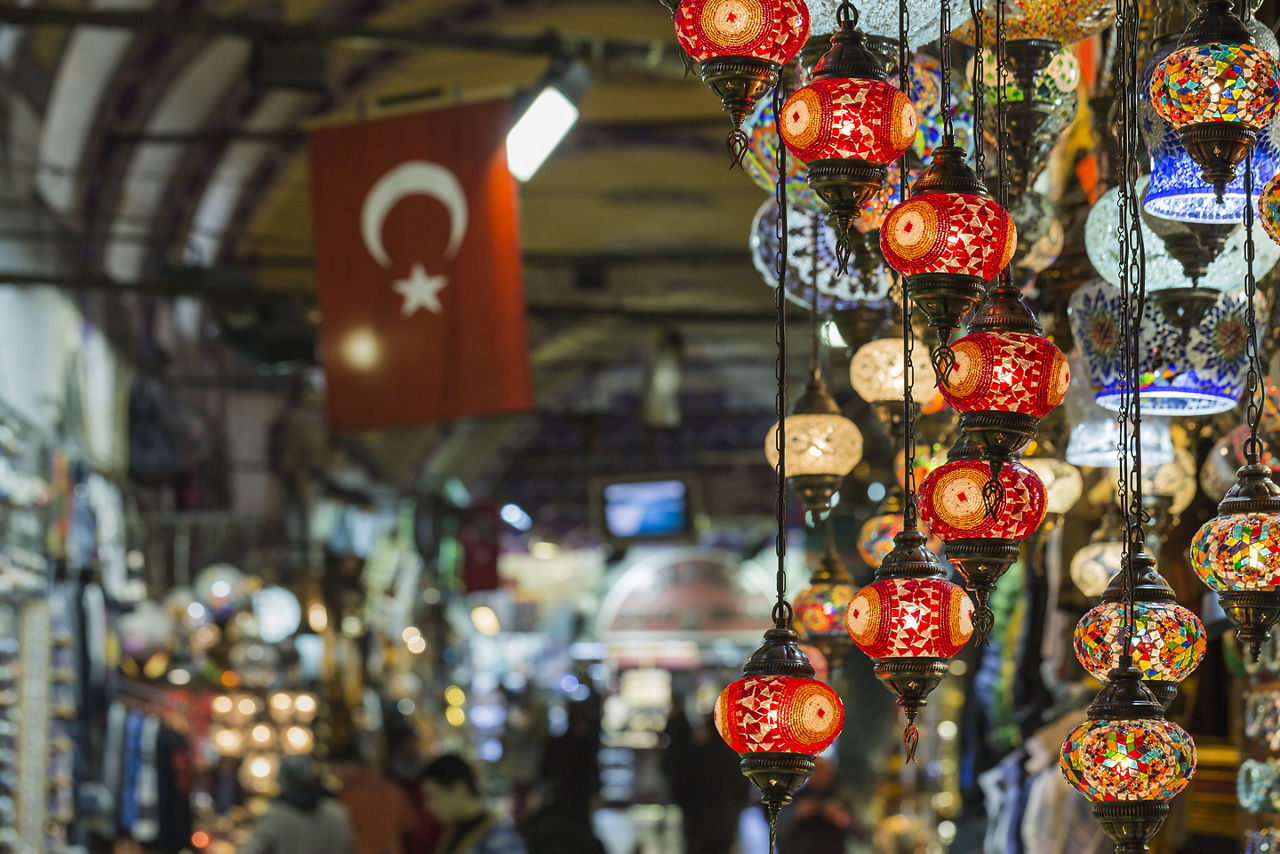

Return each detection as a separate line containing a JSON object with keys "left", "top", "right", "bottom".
{"left": 601, "top": 479, "right": 690, "bottom": 540}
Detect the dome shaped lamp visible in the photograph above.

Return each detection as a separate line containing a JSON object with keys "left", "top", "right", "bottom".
{"left": 880, "top": 142, "right": 1016, "bottom": 367}
{"left": 780, "top": 5, "right": 917, "bottom": 270}
{"left": 674, "top": 0, "right": 812, "bottom": 166}
{"left": 1191, "top": 462, "right": 1280, "bottom": 660}
{"left": 792, "top": 520, "right": 856, "bottom": 661}
{"left": 765, "top": 370, "right": 864, "bottom": 518}
{"left": 919, "top": 436, "right": 1047, "bottom": 645}
{"left": 1022, "top": 457, "right": 1084, "bottom": 515}
{"left": 1060, "top": 664, "right": 1197, "bottom": 853}
{"left": 1150, "top": 0, "right": 1280, "bottom": 201}
{"left": 847, "top": 527, "right": 975, "bottom": 761}
{"left": 1074, "top": 552, "right": 1207, "bottom": 707}
{"left": 1002, "top": 41, "right": 1081, "bottom": 200}
{"left": 716, "top": 626, "right": 845, "bottom": 824}
{"left": 849, "top": 323, "right": 937, "bottom": 435}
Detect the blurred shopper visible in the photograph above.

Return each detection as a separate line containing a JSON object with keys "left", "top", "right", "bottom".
{"left": 239, "top": 754, "right": 357, "bottom": 854}
{"left": 335, "top": 746, "right": 419, "bottom": 854}
{"left": 537, "top": 701, "right": 599, "bottom": 829}
{"left": 388, "top": 729, "right": 444, "bottom": 853}
{"left": 664, "top": 710, "right": 746, "bottom": 854}
{"left": 422, "top": 754, "right": 527, "bottom": 854}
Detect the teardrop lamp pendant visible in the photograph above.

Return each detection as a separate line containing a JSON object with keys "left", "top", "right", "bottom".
{"left": 673, "top": 0, "right": 812, "bottom": 168}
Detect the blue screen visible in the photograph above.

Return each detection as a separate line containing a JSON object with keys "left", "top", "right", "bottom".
{"left": 602, "top": 479, "right": 688, "bottom": 539}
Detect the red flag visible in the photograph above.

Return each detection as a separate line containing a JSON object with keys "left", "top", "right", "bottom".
{"left": 308, "top": 100, "right": 534, "bottom": 432}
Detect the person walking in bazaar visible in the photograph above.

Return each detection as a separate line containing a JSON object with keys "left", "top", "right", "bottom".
{"left": 421, "top": 754, "right": 528, "bottom": 854}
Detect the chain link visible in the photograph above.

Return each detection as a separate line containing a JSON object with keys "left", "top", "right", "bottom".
{"left": 1245, "top": 148, "right": 1266, "bottom": 463}
{"left": 772, "top": 78, "right": 792, "bottom": 629}
{"left": 939, "top": 0, "right": 955, "bottom": 141}
{"left": 897, "top": 0, "right": 919, "bottom": 528}
{"left": 967, "top": 0, "right": 985, "bottom": 180}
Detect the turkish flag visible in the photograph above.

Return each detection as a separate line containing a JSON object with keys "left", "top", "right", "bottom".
{"left": 309, "top": 100, "right": 534, "bottom": 432}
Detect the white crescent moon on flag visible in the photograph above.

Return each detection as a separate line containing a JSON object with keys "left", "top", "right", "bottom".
{"left": 360, "top": 161, "right": 468, "bottom": 269}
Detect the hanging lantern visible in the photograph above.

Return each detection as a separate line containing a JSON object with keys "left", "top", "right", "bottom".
{"left": 792, "top": 529, "right": 856, "bottom": 661}
{"left": 1261, "top": 173, "right": 1280, "bottom": 245}
{"left": 953, "top": 0, "right": 1113, "bottom": 46}
{"left": 1022, "top": 457, "right": 1084, "bottom": 515}
{"left": 716, "top": 627, "right": 844, "bottom": 822}
{"left": 764, "top": 372, "right": 863, "bottom": 517}
{"left": 858, "top": 504, "right": 903, "bottom": 566}
{"left": 880, "top": 144, "right": 1016, "bottom": 359}
{"left": 918, "top": 436, "right": 1046, "bottom": 644}
{"left": 1074, "top": 553, "right": 1207, "bottom": 707}
{"left": 1066, "top": 409, "right": 1177, "bottom": 469}
{"left": 780, "top": 9, "right": 917, "bottom": 270}
{"left": 1060, "top": 666, "right": 1198, "bottom": 851}
{"left": 1142, "top": 20, "right": 1280, "bottom": 226}
{"left": 808, "top": 0, "right": 973, "bottom": 50}
{"left": 1150, "top": 0, "right": 1280, "bottom": 201}
{"left": 847, "top": 528, "right": 974, "bottom": 761}
{"left": 674, "top": 0, "right": 812, "bottom": 166}
{"left": 1191, "top": 463, "right": 1280, "bottom": 660}
{"left": 849, "top": 328, "right": 938, "bottom": 433}
{"left": 1071, "top": 539, "right": 1125, "bottom": 598}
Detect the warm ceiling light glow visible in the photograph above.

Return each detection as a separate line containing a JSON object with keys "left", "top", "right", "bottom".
{"left": 445, "top": 706, "right": 467, "bottom": 727}
{"left": 212, "top": 696, "right": 233, "bottom": 716}
{"left": 251, "top": 724, "right": 272, "bottom": 745}
{"left": 471, "top": 606, "right": 501, "bottom": 636}
{"left": 307, "top": 602, "right": 328, "bottom": 632}
{"left": 401, "top": 626, "right": 421, "bottom": 643}
{"left": 270, "top": 692, "right": 292, "bottom": 713}
{"left": 294, "top": 694, "right": 317, "bottom": 716}
{"left": 249, "top": 757, "right": 272, "bottom": 779}
{"left": 406, "top": 635, "right": 427, "bottom": 655}
{"left": 238, "top": 698, "right": 257, "bottom": 717}
{"left": 341, "top": 327, "right": 381, "bottom": 371}
{"left": 445, "top": 686, "right": 466, "bottom": 707}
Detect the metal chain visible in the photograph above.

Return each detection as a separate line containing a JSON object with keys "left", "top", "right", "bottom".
{"left": 994, "top": 0, "right": 1012, "bottom": 289}
{"left": 939, "top": 0, "right": 955, "bottom": 141}
{"left": 900, "top": 0, "right": 918, "bottom": 528}
{"left": 967, "top": 0, "right": 985, "bottom": 180}
{"left": 772, "top": 78, "right": 792, "bottom": 629}
{"left": 1245, "top": 148, "right": 1266, "bottom": 463}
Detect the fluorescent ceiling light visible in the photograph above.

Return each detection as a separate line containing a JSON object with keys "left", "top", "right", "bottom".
{"left": 507, "top": 87, "right": 580, "bottom": 182}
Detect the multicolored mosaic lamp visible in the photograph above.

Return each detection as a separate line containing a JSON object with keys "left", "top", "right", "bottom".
{"left": 764, "top": 369, "right": 863, "bottom": 518}
{"left": 1150, "top": 0, "right": 1280, "bottom": 201}
{"left": 1069, "top": 279, "right": 1262, "bottom": 415}
{"left": 1142, "top": 22, "right": 1280, "bottom": 225}
{"left": 1075, "top": 553, "right": 1207, "bottom": 707}
{"left": 792, "top": 519, "right": 856, "bottom": 661}
{"left": 952, "top": 0, "right": 1113, "bottom": 46}
{"left": 1060, "top": 665, "right": 1198, "bottom": 852}
{"left": 780, "top": 5, "right": 917, "bottom": 270}
{"left": 847, "top": 527, "right": 974, "bottom": 761}
{"left": 1191, "top": 463, "right": 1280, "bottom": 659}
{"left": 674, "top": 0, "right": 811, "bottom": 166}
{"left": 879, "top": 143, "right": 1016, "bottom": 357}
{"left": 918, "top": 436, "right": 1046, "bottom": 644}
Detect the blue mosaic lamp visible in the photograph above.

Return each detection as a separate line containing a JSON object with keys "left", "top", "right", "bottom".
{"left": 751, "top": 198, "right": 893, "bottom": 313}
{"left": 1068, "top": 279, "right": 1261, "bottom": 415}
{"left": 1142, "top": 16, "right": 1280, "bottom": 225}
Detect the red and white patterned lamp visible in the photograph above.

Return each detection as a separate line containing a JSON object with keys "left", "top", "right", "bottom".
{"left": 779, "top": 4, "right": 916, "bottom": 271}
{"left": 673, "top": 0, "right": 811, "bottom": 166}
{"left": 847, "top": 527, "right": 974, "bottom": 761}
{"left": 918, "top": 435, "right": 1047, "bottom": 645}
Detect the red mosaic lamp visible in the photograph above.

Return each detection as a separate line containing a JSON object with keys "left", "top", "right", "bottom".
{"left": 779, "top": 3, "right": 916, "bottom": 271}
{"left": 1150, "top": 0, "right": 1280, "bottom": 201}
{"left": 880, "top": 143, "right": 1016, "bottom": 369}
{"left": 847, "top": 527, "right": 974, "bottom": 761}
{"left": 1074, "top": 552, "right": 1206, "bottom": 707}
{"left": 918, "top": 435, "right": 1046, "bottom": 645}
{"left": 940, "top": 289, "right": 1070, "bottom": 511}
{"left": 673, "top": 0, "right": 811, "bottom": 166}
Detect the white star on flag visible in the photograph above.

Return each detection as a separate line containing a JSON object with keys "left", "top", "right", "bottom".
{"left": 394, "top": 263, "right": 447, "bottom": 316}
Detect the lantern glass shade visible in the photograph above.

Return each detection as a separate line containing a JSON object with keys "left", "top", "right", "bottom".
{"left": 1261, "top": 174, "right": 1280, "bottom": 245}
{"left": 1011, "top": 193, "right": 1066, "bottom": 281}
{"left": 953, "top": 0, "right": 1112, "bottom": 45}
{"left": 850, "top": 337, "right": 937, "bottom": 405}
{"left": 808, "top": 0, "right": 971, "bottom": 48}
{"left": 751, "top": 198, "right": 893, "bottom": 312}
{"left": 715, "top": 674, "right": 844, "bottom": 755}
{"left": 846, "top": 576, "right": 975, "bottom": 659}
{"left": 918, "top": 458, "right": 1047, "bottom": 540}
{"left": 781, "top": 78, "right": 917, "bottom": 166}
{"left": 939, "top": 332, "right": 1070, "bottom": 417}
{"left": 1088, "top": 179, "right": 1280, "bottom": 290}
{"left": 1069, "top": 279, "right": 1262, "bottom": 415}
{"left": 1060, "top": 718, "right": 1197, "bottom": 802}
{"left": 1022, "top": 458, "right": 1084, "bottom": 514}
{"left": 1075, "top": 601, "right": 1207, "bottom": 684}
{"left": 1191, "top": 513, "right": 1280, "bottom": 592}
{"left": 1143, "top": 446, "right": 1199, "bottom": 516}
{"left": 858, "top": 513, "right": 903, "bottom": 567}
{"left": 880, "top": 194, "right": 1017, "bottom": 282}
{"left": 1151, "top": 43, "right": 1280, "bottom": 132}
{"left": 764, "top": 413, "right": 863, "bottom": 476}
{"left": 1070, "top": 541, "right": 1125, "bottom": 598}
{"left": 675, "top": 0, "right": 811, "bottom": 65}
{"left": 1143, "top": 30, "right": 1280, "bottom": 224}
{"left": 794, "top": 582, "right": 856, "bottom": 641}
{"left": 744, "top": 97, "right": 826, "bottom": 213}
{"left": 1065, "top": 409, "right": 1176, "bottom": 469}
